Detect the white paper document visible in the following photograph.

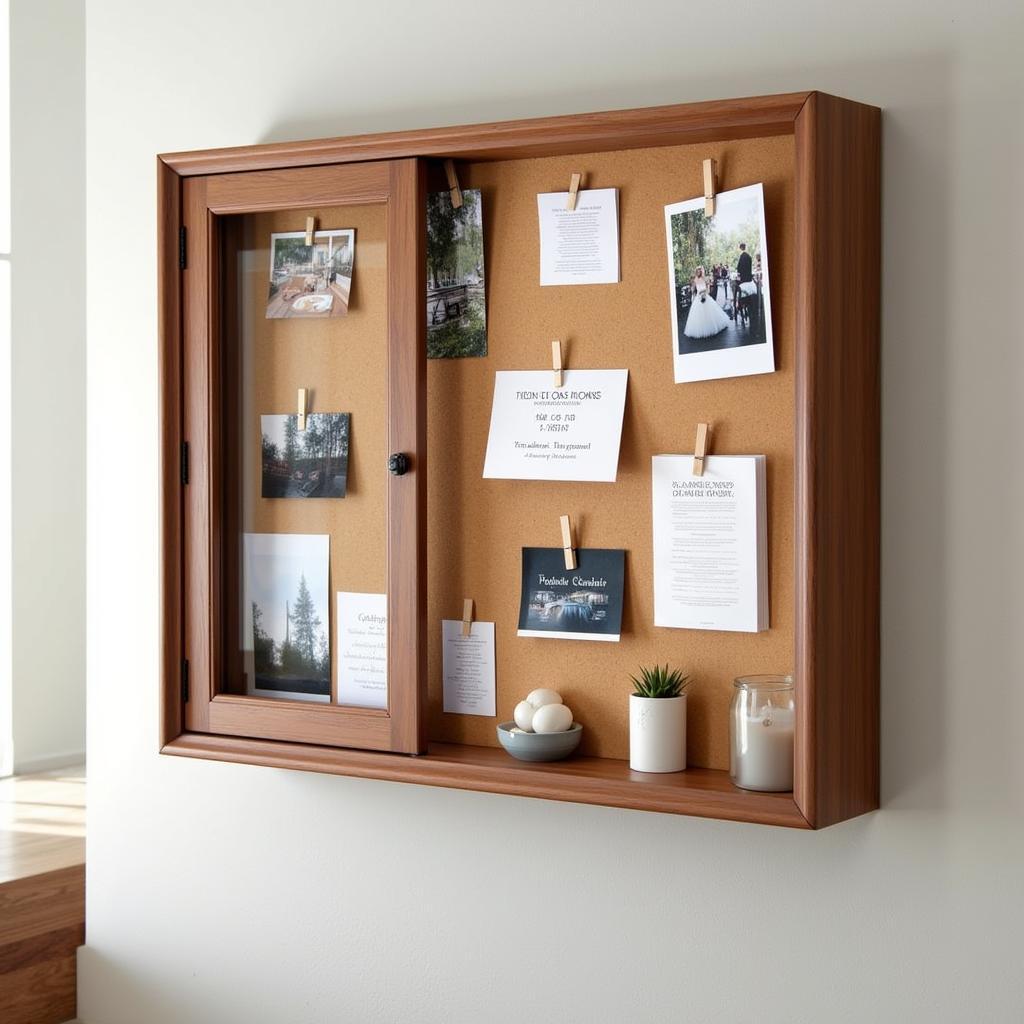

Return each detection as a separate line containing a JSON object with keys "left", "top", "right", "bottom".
{"left": 652, "top": 455, "right": 768, "bottom": 633}
{"left": 441, "top": 620, "right": 496, "bottom": 716}
{"left": 538, "top": 188, "right": 620, "bottom": 286}
{"left": 482, "top": 369, "right": 628, "bottom": 482}
{"left": 336, "top": 592, "right": 388, "bottom": 709}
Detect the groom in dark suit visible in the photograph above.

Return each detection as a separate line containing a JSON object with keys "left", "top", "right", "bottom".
{"left": 737, "top": 243, "right": 753, "bottom": 283}
{"left": 735, "top": 243, "right": 754, "bottom": 325}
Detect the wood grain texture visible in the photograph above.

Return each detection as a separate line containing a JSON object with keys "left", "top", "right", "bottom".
{"left": 0, "top": 768, "right": 85, "bottom": 885}
{"left": 0, "top": 954, "right": 77, "bottom": 1024}
{"left": 793, "top": 94, "right": 881, "bottom": 828}
{"left": 0, "top": 925, "right": 82, "bottom": 974}
{"left": 0, "top": 831, "right": 84, "bottom": 885}
{"left": 164, "top": 733, "right": 809, "bottom": 827}
{"left": 158, "top": 157, "right": 183, "bottom": 747}
{"left": 160, "top": 93, "right": 813, "bottom": 176}
{"left": 386, "top": 159, "right": 429, "bottom": 752}
{"left": 0, "top": 865, "right": 84, "bottom": 1024}
{"left": 0, "top": 866, "right": 85, "bottom": 947}
{"left": 182, "top": 176, "right": 212, "bottom": 734}
{"left": 205, "top": 162, "right": 390, "bottom": 213}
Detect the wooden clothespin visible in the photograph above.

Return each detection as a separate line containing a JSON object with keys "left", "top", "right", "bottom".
{"left": 444, "top": 160, "right": 463, "bottom": 209}
{"left": 305, "top": 216, "right": 316, "bottom": 246}
{"left": 552, "top": 340, "right": 564, "bottom": 388}
{"left": 702, "top": 159, "right": 717, "bottom": 217}
{"left": 693, "top": 422, "right": 710, "bottom": 476}
{"left": 566, "top": 172, "right": 582, "bottom": 211}
{"left": 461, "top": 599, "right": 474, "bottom": 638}
{"left": 298, "top": 388, "right": 308, "bottom": 431}
{"left": 560, "top": 514, "right": 577, "bottom": 571}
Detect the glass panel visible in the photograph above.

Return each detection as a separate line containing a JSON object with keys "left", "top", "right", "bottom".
{"left": 217, "top": 204, "right": 388, "bottom": 711}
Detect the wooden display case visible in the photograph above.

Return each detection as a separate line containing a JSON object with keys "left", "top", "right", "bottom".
{"left": 159, "top": 91, "right": 880, "bottom": 829}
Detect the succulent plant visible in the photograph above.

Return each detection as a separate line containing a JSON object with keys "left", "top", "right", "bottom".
{"left": 630, "top": 664, "right": 690, "bottom": 699}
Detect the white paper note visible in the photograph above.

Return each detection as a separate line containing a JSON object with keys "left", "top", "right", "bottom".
{"left": 442, "top": 620, "right": 496, "bottom": 716}
{"left": 538, "top": 188, "right": 620, "bottom": 286}
{"left": 652, "top": 455, "right": 768, "bottom": 633}
{"left": 482, "top": 369, "right": 628, "bottom": 482}
{"left": 336, "top": 592, "right": 388, "bottom": 708}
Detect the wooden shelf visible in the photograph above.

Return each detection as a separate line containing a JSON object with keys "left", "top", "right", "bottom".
{"left": 163, "top": 734, "right": 810, "bottom": 828}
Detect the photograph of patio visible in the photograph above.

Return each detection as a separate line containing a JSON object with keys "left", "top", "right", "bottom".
{"left": 266, "top": 228, "right": 355, "bottom": 318}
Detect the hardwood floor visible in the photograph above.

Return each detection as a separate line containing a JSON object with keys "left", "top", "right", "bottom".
{"left": 0, "top": 767, "right": 85, "bottom": 1024}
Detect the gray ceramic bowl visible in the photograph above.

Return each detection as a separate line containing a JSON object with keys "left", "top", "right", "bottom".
{"left": 496, "top": 722, "right": 583, "bottom": 762}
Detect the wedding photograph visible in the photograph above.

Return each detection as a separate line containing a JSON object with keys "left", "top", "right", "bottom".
{"left": 243, "top": 533, "right": 331, "bottom": 702}
{"left": 426, "top": 188, "right": 487, "bottom": 358}
{"left": 261, "top": 412, "right": 350, "bottom": 498}
{"left": 665, "top": 183, "right": 775, "bottom": 383}
{"left": 266, "top": 228, "right": 355, "bottom": 318}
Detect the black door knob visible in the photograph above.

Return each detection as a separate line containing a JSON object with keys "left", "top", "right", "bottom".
{"left": 387, "top": 453, "right": 409, "bottom": 476}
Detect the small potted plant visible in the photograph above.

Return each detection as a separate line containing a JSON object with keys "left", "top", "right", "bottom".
{"left": 629, "top": 665, "right": 690, "bottom": 773}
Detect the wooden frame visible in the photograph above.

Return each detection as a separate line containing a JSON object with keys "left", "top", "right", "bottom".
{"left": 175, "top": 160, "right": 427, "bottom": 754}
{"left": 159, "top": 91, "right": 880, "bottom": 829}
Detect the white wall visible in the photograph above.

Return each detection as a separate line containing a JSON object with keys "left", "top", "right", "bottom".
{"left": 81, "top": 2, "right": 1024, "bottom": 1021}
{"left": 8, "top": 0, "right": 85, "bottom": 773}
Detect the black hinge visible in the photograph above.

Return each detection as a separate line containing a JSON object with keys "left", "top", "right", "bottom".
{"left": 181, "top": 659, "right": 190, "bottom": 703}
{"left": 180, "top": 441, "right": 189, "bottom": 485}
{"left": 179, "top": 226, "right": 187, "bottom": 270}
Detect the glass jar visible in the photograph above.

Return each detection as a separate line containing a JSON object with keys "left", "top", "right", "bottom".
{"left": 730, "top": 675, "right": 795, "bottom": 792}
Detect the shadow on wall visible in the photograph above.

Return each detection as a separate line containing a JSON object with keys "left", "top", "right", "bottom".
{"left": 257, "top": 51, "right": 974, "bottom": 819}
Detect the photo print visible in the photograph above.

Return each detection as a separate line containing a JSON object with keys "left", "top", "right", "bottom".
{"left": 517, "top": 547, "right": 625, "bottom": 642}
{"left": 426, "top": 188, "right": 486, "bottom": 358}
{"left": 266, "top": 228, "right": 355, "bottom": 318}
{"left": 664, "top": 183, "right": 775, "bottom": 383}
{"left": 261, "top": 412, "right": 350, "bottom": 499}
{"left": 243, "top": 533, "right": 330, "bottom": 702}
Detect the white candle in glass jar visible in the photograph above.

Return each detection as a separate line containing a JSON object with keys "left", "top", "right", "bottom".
{"left": 730, "top": 703, "right": 795, "bottom": 792}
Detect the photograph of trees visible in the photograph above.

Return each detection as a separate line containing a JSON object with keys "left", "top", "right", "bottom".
{"left": 669, "top": 208, "right": 761, "bottom": 288}
{"left": 244, "top": 533, "right": 330, "bottom": 701}
{"left": 261, "top": 412, "right": 350, "bottom": 498}
{"left": 426, "top": 188, "right": 486, "bottom": 358}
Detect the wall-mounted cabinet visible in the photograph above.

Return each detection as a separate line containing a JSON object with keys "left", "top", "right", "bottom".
{"left": 159, "top": 92, "right": 880, "bottom": 829}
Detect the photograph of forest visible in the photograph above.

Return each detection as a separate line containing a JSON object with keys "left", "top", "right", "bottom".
{"left": 244, "top": 533, "right": 330, "bottom": 702}
{"left": 266, "top": 228, "right": 355, "bottom": 318}
{"left": 426, "top": 188, "right": 486, "bottom": 358}
{"left": 261, "top": 412, "right": 350, "bottom": 498}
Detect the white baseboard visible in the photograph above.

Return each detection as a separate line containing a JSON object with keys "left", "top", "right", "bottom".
{"left": 12, "top": 750, "right": 86, "bottom": 775}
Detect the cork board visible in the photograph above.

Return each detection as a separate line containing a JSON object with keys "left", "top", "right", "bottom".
{"left": 426, "top": 135, "right": 796, "bottom": 770}
{"left": 226, "top": 205, "right": 389, "bottom": 702}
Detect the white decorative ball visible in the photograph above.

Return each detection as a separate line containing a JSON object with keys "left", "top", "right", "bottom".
{"left": 532, "top": 703, "right": 574, "bottom": 734}
{"left": 525, "top": 688, "right": 563, "bottom": 709}
{"left": 513, "top": 700, "right": 536, "bottom": 732}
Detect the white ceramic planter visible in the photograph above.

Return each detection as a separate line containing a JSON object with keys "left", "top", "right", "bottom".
{"left": 629, "top": 694, "right": 687, "bottom": 773}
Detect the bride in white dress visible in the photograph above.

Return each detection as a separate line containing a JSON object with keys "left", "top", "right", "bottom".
{"left": 683, "top": 266, "right": 731, "bottom": 339}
